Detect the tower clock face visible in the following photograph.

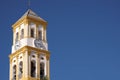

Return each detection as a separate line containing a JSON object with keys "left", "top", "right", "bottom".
{"left": 34, "top": 39, "right": 46, "bottom": 50}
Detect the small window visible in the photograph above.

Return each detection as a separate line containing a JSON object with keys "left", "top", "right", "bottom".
{"left": 20, "top": 29, "right": 24, "bottom": 39}
{"left": 13, "top": 60, "right": 16, "bottom": 62}
{"left": 38, "top": 30, "right": 42, "bottom": 40}
{"left": 40, "top": 63, "right": 45, "bottom": 79}
{"left": 13, "top": 65, "right": 16, "bottom": 80}
{"left": 18, "top": 61, "right": 23, "bottom": 79}
{"left": 31, "top": 28, "right": 34, "bottom": 37}
{"left": 15, "top": 32, "right": 19, "bottom": 42}
{"left": 20, "top": 56, "right": 22, "bottom": 59}
{"left": 31, "top": 60, "right": 36, "bottom": 77}
{"left": 41, "top": 57, "right": 44, "bottom": 60}
{"left": 32, "top": 55, "right": 35, "bottom": 58}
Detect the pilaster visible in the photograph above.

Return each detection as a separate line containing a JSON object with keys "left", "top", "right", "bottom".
{"left": 36, "top": 53, "right": 40, "bottom": 79}
{"left": 16, "top": 56, "right": 18, "bottom": 80}
{"left": 23, "top": 50, "right": 29, "bottom": 78}
{"left": 47, "top": 60, "right": 50, "bottom": 80}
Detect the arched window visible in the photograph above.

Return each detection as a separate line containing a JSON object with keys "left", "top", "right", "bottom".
{"left": 15, "top": 32, "right": 19, "bottom": 43}
{"left": 40, "top": 62, "right": 45, "bottom": 79}
{"left": 21, "top": 29, "right": 24, "bottom": 39}
{"left": 31, "top": 28, "right": 34, "bottom": 37}
{"left": 38, "top": 30, "right": 42, "bottom": 40}
{"left": 18, "top": 61, "right": 23, "bottom": 79}
{"left": 31, "top": 60, "right": 36, "bottom": 77}
{"left": 13, "top": 65, "right": 16, "bottom": 80}
{"left": 41, "top": 57, "right": 44, "bottom": 60}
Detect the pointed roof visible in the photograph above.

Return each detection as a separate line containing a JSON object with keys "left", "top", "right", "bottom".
{"left": 12, "top": 9, "right": 47, "bottom": 27}
{"left": 21, "top": 9, "right": 47, "bottom": 22}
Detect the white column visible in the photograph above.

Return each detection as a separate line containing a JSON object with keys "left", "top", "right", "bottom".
{"left": 28, "top": 23, "right": 30, "bottom": 38}
{"left": 13, "top": 31, "right": 15, "bottom": 45}
{"left": 35, "top": 24, "right": 37, "bottom": 38}
{"left": 47, "top": 60, "right": 50, "bottom": 79}
{"left": 29, "top": 52, "right": 31, "bottom": 77}
{"left": 45, "top": 29, "right": 47, "bottom": 41}
{"left": 23, "top": 51, "right": 29, "bottom": 77}
{"left": 25, "top": 23, "right": 28, "bottom": 38}
{"left": 36, "top": 53, "right": 40, "bottom": 78}
{"left": 16, "top": 57, "right": 18, "bottom": 80}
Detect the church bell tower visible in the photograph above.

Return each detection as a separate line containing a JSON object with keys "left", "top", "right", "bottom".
{"left": 9, "top": 9, "right": 50, "bottom": 80}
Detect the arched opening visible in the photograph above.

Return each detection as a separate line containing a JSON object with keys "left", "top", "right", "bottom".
{"left": 18, "top": 61, "right": 23, "bottom": 79}
{"left": 38, "top": 30, "right": 42, "bottom": 40}
{"left": 13, "top": 65, "right": 16, "bottom": 80}
{"left": 31, "top": 28, "right": 34, "bottom": 38}
{"left": 41, "top": 57, "right": 44, "bottom": 60}
{"left": 21, "top": 29, "right": 24, "bottom": 39}
{"left": 15, "top": 32, "right": 19, "bottom": 43}
{"left": 40, "top": 62, "right": 45, "bottom": 79}
{"left": 31, "top": 60, "right": 36, "bottom": 77}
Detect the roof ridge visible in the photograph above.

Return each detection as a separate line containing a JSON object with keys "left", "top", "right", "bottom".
{"left": 18, "top": 9, "right": 47, "bottom": 22}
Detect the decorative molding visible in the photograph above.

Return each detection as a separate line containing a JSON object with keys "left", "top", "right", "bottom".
{"left": 9, "top": 46, "right": 50, "bottom": 59}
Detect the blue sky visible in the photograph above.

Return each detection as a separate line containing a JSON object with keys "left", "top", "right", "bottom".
{"left": 0, "top": 0, "right": 120, "bottom": 80}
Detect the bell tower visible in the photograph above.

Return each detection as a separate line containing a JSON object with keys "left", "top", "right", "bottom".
{"left": 9, "top": 9, "right": 50, "bottom": 80}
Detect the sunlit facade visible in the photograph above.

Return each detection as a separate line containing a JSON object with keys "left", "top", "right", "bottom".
{"left": 9, "top": 9, "right": 50, "bottom": 80}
